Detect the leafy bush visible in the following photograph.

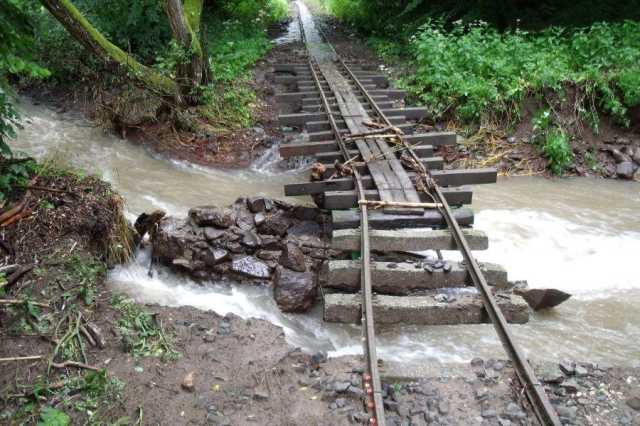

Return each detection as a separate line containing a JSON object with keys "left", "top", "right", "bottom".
{"left": 541, "top": 129, "right": 573, "bottom": 175}
{"left": 531, "top": 109, "right": 573, "bottom": 175}
{"left": 377, "top": 20, "right": 640, "bottom": 126}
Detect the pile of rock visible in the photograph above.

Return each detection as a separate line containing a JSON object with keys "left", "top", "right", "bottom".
{"left": 604, "top": 143, "right": 640, "bottom": 180}
{"left": 145, "top": 197, "right": 335, "bottom": 313}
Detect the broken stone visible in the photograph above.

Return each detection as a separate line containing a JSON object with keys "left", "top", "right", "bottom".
{"left": 231, "top": 256, "right": 271, "bottom": 279}
{"left": 273, "top": 266, "right": 317, "bottom": 313}
{"left": 279, "top": 242, "right": 306, "bottom": 272}
{"left": 240, "top": 230, "right": 261, "bottom": 248}
{"left": 189, "top": 206, "right": 234, "bottom": 228}
{"left": 247, "top": 196, "right": 273, "bottom": 213}
{"left": 203, "top": 227, "right": 226, "bottom": 241}
{"left": 626, "top": 395, "right": 640, "bottom": 411}
{"left": 204, "top": 248, "right": 229, "bottom": 266}
{"left": 254, "top": 212, "right": 266, "bottom": 226}
{"left": 257, "top": 210, "right": 290, "bottom": 236}
{"left": 182, "top": 371, "right": 195, "bottom": 392}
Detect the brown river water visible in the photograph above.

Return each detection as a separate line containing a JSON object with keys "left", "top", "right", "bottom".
{"left": 13, "top": 97, "right": 640, "bottom": 367}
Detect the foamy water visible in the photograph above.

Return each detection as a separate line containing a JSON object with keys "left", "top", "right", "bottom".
{"left": 13, "top": 70, "right": 640, "bottom": 366}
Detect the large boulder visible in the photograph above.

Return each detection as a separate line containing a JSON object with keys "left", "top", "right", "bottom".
{"left": 274, "top": 266, "right": 317, "bottom": 313}
{"left": 189, "top": 206, "right": 234, "bottom": 228}
{"left": 279, "top": 242, "right": 306, "bottom": 272}
{"left": 152, "top": 217, "right": 200, "bottom": 263}
{"left": 616, "top": 161, "right": 635, "bottom": 179}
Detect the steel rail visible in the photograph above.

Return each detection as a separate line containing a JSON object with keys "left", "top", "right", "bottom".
{"left": 306, "top": 59, "right": 386, "bottom": 426}
{"left": 339, "top": 60, "right": 562, "bottom": 426}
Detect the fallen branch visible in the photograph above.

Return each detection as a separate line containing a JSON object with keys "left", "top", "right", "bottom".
{"left": 0, "top": 355, "right": 44, "bottom": 363}
{"left": 358, "top": 199, "right": 442, "bottom": 209}
{"left": 0, "top": 264, "right": 35, "bottom": 290}
{"left": 0, "top": 209, "right": 33, "bottom": 227}
{"left": 51, "top": 361, "right": 101, "bottom": 372}
{"left": 0, "top": 198, "right": 28, "bottom": 223}
{"left": 24, "top": 185, "right": 68, "bottom": 194}
{"left": 0, "top": 299, "right": 50, "bottom": 308}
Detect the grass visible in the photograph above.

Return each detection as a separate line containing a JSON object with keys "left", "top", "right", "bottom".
{"left": 372, "top": 20, "right": 640, "bottom": 128}
{"left": 2, "top": 370, "right": 126, "bottom": 425}
{"left": 111, "top": 294, "right": 180, "bottom": 361}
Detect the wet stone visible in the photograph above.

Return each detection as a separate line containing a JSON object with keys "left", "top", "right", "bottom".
{"left": 438, "top": 401, "right": 449, "bottom": 415}
{"left": 279, "top": 242, "right": 306, "bottom": 272}
{"left": 206, "top": 248, "right": 230, "bottom": 265}
{"left": 257, "top": 210, "right": 291, "bottom": 236}
{"left": 241, "top": 230, "right": 261, "bottom": 248}
{"left": 627, "top": 395, "right": 640, "bottom": 411}
{"left": 231, "top": 256, "right": 271, "bottom": 279}
{"left": 334, "top": 381, "right": 351, "bottom": 393}
{"left": 254, "top": 212, "right": 266, "bottom": 226}
{"left": 273, "top": 267, "right": 316, "bottom": 313}
{"left": 247, "top": 196, "right": 273, "bottom": 213}
{"left": 190, "top": 206, "right": 234, "bottom": 228}
{"left": 616, "top": 161, "right": 635, "bottom": 179}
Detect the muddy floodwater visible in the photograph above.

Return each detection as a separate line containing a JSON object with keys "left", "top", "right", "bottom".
{"left": 13, "top": 96, "right": 640, "bottom": 367}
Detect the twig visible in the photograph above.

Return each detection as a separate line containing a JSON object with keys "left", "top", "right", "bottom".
{"left": 79, "top": 325, "right": 96, "bottom": 347}
{"left": 23, "top": 185, "right": 67, "bottom": 194}
{"left": 0, "top": 355, "right": 44, "bottom": 362}
{"left": 51, "top": 361, "right": 101, "bottom": 372}
{"left": 0, "top": 299, "right": 50, "bottom": 308}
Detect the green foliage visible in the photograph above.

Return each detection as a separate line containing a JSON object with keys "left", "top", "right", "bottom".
{"left": 111, "top": 294, "right": 181, "bottom": 360}
{"left": 531, "top": 109, "right": 573, "bottom": 175}
{"left": 0, "top": 157, "right": 38, "bottom": 202}
{"left": 38, "top": 407, "right": 70, "bottom": 426}
{"left": 66, "top": 255, "right": 106, "bottom": 305}
{"left": 541, "top": 128, "right": 573, "bottom": 175}
{"left": 373, "top": 20, "right": 640, "bottom": 127}
{"left": 0, "top": 1, "right": 49, "bottom": 157}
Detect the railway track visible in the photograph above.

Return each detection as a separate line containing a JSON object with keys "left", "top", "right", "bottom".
{"left": 274, "top": 3, "right": 562, "bottom": 425}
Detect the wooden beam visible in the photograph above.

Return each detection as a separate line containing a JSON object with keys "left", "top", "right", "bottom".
{"left": 331, "top": 207, "right": 474, "bottom": 229}
{"left": 324, "top": 260, "right": 507, "bottom": 293}
{"left": 323, "top": 293, "right": 529, "bottom": 325}
{"left": 321, "top": 156, "right": 443, "bottom": 178}
{"left": 314, "top": 145, "right": 434, "bottom": 163}
{"left": 321, "top": 186, "right": 472, "bottom": 209}
{"left": 283, "top": 169, "right": 495, "bottom": 196}
{"left": 382, "top": 107, "right": 428, "bottom": 120}
{"left": 331, "top": 228, "right": 489, "bottom": 251}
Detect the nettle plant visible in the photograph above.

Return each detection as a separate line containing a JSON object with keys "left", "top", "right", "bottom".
{"left": 532, "top": 109, "right": 573, "bottom": 175}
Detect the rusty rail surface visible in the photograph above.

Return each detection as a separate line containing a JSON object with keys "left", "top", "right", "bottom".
{"left": 338, "top": 58, "right": 561, "bottom": 426}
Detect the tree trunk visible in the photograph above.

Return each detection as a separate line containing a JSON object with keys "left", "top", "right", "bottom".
{"left": 39, "top": 0, "right": 176, "bottom": 97}
{"left": 165, "top": 0, "right": 209, "bottom": 105}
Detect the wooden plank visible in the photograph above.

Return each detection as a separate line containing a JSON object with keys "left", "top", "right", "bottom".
{"left": 324, "top": 260, "right": 507, "bottom": 293}
{"left": 306, "top": 122, "right": 416, "bottom": 142}
{"left": 331, "top": 207, "right": 474, "bottom": 229}
{"left": 323, "top": 293, "right": 529, "bottom": 325}
{"left": 275, "top": 91, "right": 319, "bottom": 102}
{"left": 306, "top": 116, "right": 406, "bottom": 132}
{"left": 283, "top": 169, "right": 495, "bottom": 195}
{"left": 405, "top": 132, "right": 456, "bottom": 147}
{"left": 331, "top": 228, "right": 489, "bottom": 251}
{"left": 382, "top": 107, "right": 428, "bottom": 120}
{"left": 301, "top": 95, "right": 389, "bottom": 106}
{"left": 279, "top": 112, "right": 327, "bottom": 126}
{"left": 322, "top": 186, "right": 472, "bottom": 209}
{"left": 321, "top": 157, "right": 443, "bottom": 177}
